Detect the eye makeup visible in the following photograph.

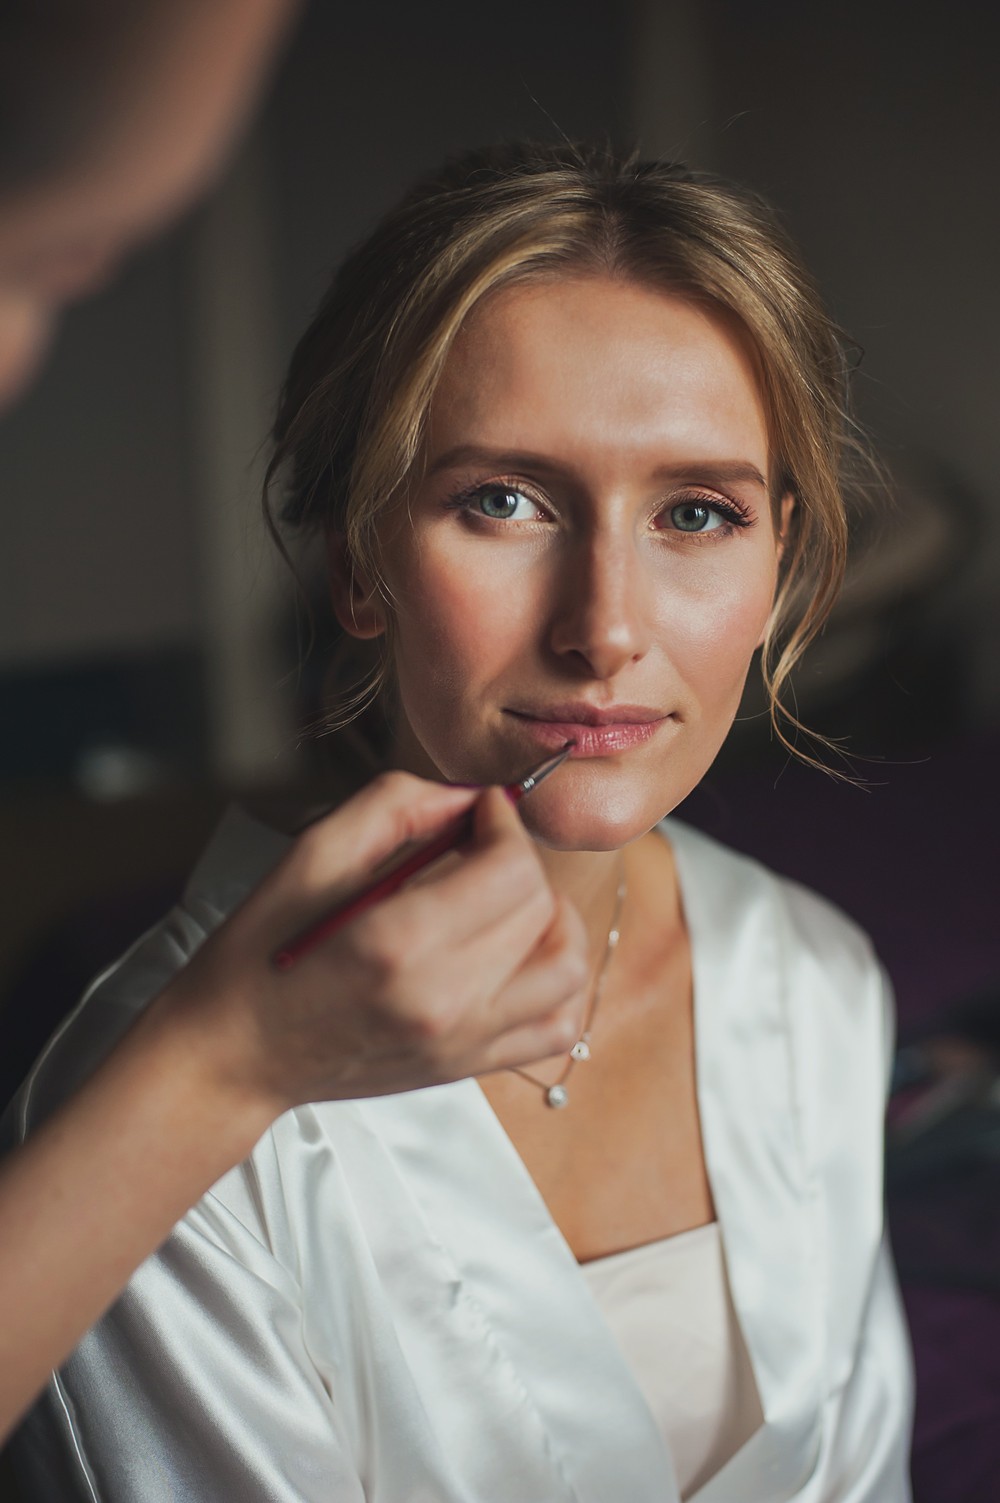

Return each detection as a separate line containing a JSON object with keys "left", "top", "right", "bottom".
{"left": 444, "top": 476, "right": 549, "bottom": 524}
{"left": 661, "top": 490, "right": 756, "bottom": 536}
{"left": 443, "top": 474, "right": 757, "bottom": 538}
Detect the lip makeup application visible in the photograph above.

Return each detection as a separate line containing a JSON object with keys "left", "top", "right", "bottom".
{"left": 271, "top": 743, "right": 575, "bottom": 972}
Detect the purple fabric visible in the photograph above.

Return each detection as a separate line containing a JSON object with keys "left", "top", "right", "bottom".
{"left": 678, "top": 730, "right": 1000, "bottom": 1035}
{"left": 902, "top": 1283, "right": 1000, "bottom": 1502}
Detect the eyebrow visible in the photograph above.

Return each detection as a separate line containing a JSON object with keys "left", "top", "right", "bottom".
{"left": 427, "top": 445, "right": 769, "bottom": 495}
{"left": 427, "top": 446, "right": 563, "bottom": 478}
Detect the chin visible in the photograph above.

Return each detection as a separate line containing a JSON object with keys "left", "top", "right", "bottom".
{"left": 517, "top": 784, "right": 668, "bottom": 853}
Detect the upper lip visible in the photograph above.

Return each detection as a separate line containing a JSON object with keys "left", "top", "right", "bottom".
{"left": 509, "top": 703, "right": 668, "bottom": 726}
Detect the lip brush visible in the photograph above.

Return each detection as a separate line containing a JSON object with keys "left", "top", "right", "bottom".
{"left": 271, "top": 743, "right": 575, "bottom": 972}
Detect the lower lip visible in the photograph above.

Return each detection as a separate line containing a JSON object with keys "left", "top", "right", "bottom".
{"left": 509, "top": 715, "right": 667, "bottom": 757}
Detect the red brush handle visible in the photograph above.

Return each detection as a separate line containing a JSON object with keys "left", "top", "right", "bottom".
{"left": 272, "top": 810, "right": 474, "bottom": 972}
{"left": 271, "top": 746, "right": 571, "bottom": 973}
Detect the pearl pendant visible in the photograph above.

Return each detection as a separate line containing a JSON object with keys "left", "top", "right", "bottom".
{"left": 546, "top": 1084, "right": 569, "bottom": 1109}
{"left": 570, "top": 1039, "right": 590, "bottom": 1061}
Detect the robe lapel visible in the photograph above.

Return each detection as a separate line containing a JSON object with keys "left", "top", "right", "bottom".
{"left": 360, "top": 1081, "right": 678, "bottom": 1502}
{"left": 358, "top": 818, "right": 825, "bottom": 1503}
{"left": 667, "top": 820, "right": 823, "bottom": 1501}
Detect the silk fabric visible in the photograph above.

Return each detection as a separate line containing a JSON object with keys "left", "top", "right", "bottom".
{"left": 5, "top": 810, "right": 914, "bottom": 1501}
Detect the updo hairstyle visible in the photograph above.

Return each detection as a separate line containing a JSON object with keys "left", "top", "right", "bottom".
{"left": 265, "top": 140, "right": 865, "bottom": 763}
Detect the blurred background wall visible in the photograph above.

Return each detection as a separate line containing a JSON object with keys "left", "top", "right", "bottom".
{"left": 1, "top": 0, "right": 997, "bottom": 1037}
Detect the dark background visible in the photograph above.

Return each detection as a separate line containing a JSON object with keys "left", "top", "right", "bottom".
{"left": 1, "top": 2, "right": 998, "bottom": 1497}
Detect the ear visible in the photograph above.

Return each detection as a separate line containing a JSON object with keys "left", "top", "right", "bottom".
{"left": 326, "top": 530, "right": 386, "bottom": 640}
{"left": 757, "top": 492, "right": 797, "bottom": 650}
{"left": 775, "top": 491, "right": 796, "bottom": 566}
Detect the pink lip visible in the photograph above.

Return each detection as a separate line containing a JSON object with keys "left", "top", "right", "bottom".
{"left": 507, "top": 705, "right": 670, "bottom": 758}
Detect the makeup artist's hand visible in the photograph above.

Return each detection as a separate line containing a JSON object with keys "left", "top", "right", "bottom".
{"left": 158, "top": 772, "right": 590, "bottom": 1123}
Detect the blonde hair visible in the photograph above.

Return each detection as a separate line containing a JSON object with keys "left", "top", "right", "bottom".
{"left": 266, "top": 140, "right": 865, "bottom": 764}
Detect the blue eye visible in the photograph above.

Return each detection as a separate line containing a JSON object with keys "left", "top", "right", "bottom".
{"left": 664, "top": 492, "right": 753, "bottom": 535}
{"left": 670, "top": 501, "right": 721, "bottom": 533}
{"left": 473, "top": 486, "right": 541, "bottom": 521}
{"left": 479, "top": 487, "right": 519, "bottom": 518}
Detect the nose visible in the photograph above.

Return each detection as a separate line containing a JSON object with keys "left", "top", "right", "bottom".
{"left": 547, "top": 525, "right": 652, "bottom": 681}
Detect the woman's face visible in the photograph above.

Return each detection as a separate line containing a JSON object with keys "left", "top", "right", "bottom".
{"left": 353, "top": 275, "right": 788, "bottom": 851}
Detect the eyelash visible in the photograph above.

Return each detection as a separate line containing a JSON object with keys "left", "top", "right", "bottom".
{"left": 444, "top": 477, "right": 756, "bottom": 537}
{"left": 663, "top": 489, "right": 755, "bottom": 535}
{"left": 445, "top": 478, "right": 547, "bottom": 524}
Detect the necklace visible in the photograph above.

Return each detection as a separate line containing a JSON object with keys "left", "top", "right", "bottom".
{"left": 508, "top": 860, "right": 626, "bottom": 1109}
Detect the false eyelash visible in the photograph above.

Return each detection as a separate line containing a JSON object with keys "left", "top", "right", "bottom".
{"left": 672, "top": 490, "right": 756, "bottom": 529}
{"left": 443, "top": 476, "right": 552, "bottom": 518}
{"left": 442, "top": 478, "right": 757, "bottom": 532}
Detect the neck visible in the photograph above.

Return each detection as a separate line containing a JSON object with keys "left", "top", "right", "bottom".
{"left": 534, "top": 844, "right": 628, "bottom": 959}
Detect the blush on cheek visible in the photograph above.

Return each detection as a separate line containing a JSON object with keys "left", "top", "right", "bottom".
{"left": 385, "top": 559, "right": 499, "bottom": 775}
{"left": 391, "top": 552, "right": 471, "bottom": 661}
{"left": 655, "top": 573, "right": 774, "bottom": 695}
{"left": 390, "top": 535, "right": 545, "bottom": 700}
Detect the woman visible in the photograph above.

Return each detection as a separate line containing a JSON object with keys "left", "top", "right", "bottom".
{"left": 8, "top": 143, "right": 913, "bottom": 1500}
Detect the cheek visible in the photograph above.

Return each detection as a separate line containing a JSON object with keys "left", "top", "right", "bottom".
{"left": 653, "top": 554, "right": 776, "bottom": 706}
{"left": 389, "top": 541, "right": 537, "bottom": 706}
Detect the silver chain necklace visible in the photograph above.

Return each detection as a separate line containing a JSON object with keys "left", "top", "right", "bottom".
{"left": 508, "top": 860, "right": 626, "bottom": 1109}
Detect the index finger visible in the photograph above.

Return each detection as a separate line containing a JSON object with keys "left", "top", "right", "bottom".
{"left": 380, "top": 786, "right": 554, "bottom": 950}
{"left": 282, "top": 770, "right": 480, "bottom": 901}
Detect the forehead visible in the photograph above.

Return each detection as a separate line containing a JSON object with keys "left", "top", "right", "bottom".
{"left": 427, "top": 275, "right": 771, "bottom": 474}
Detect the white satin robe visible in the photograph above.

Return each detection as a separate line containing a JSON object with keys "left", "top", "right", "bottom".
{"left": 5, "top": 811, "right": 914, "bottom": 1502}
